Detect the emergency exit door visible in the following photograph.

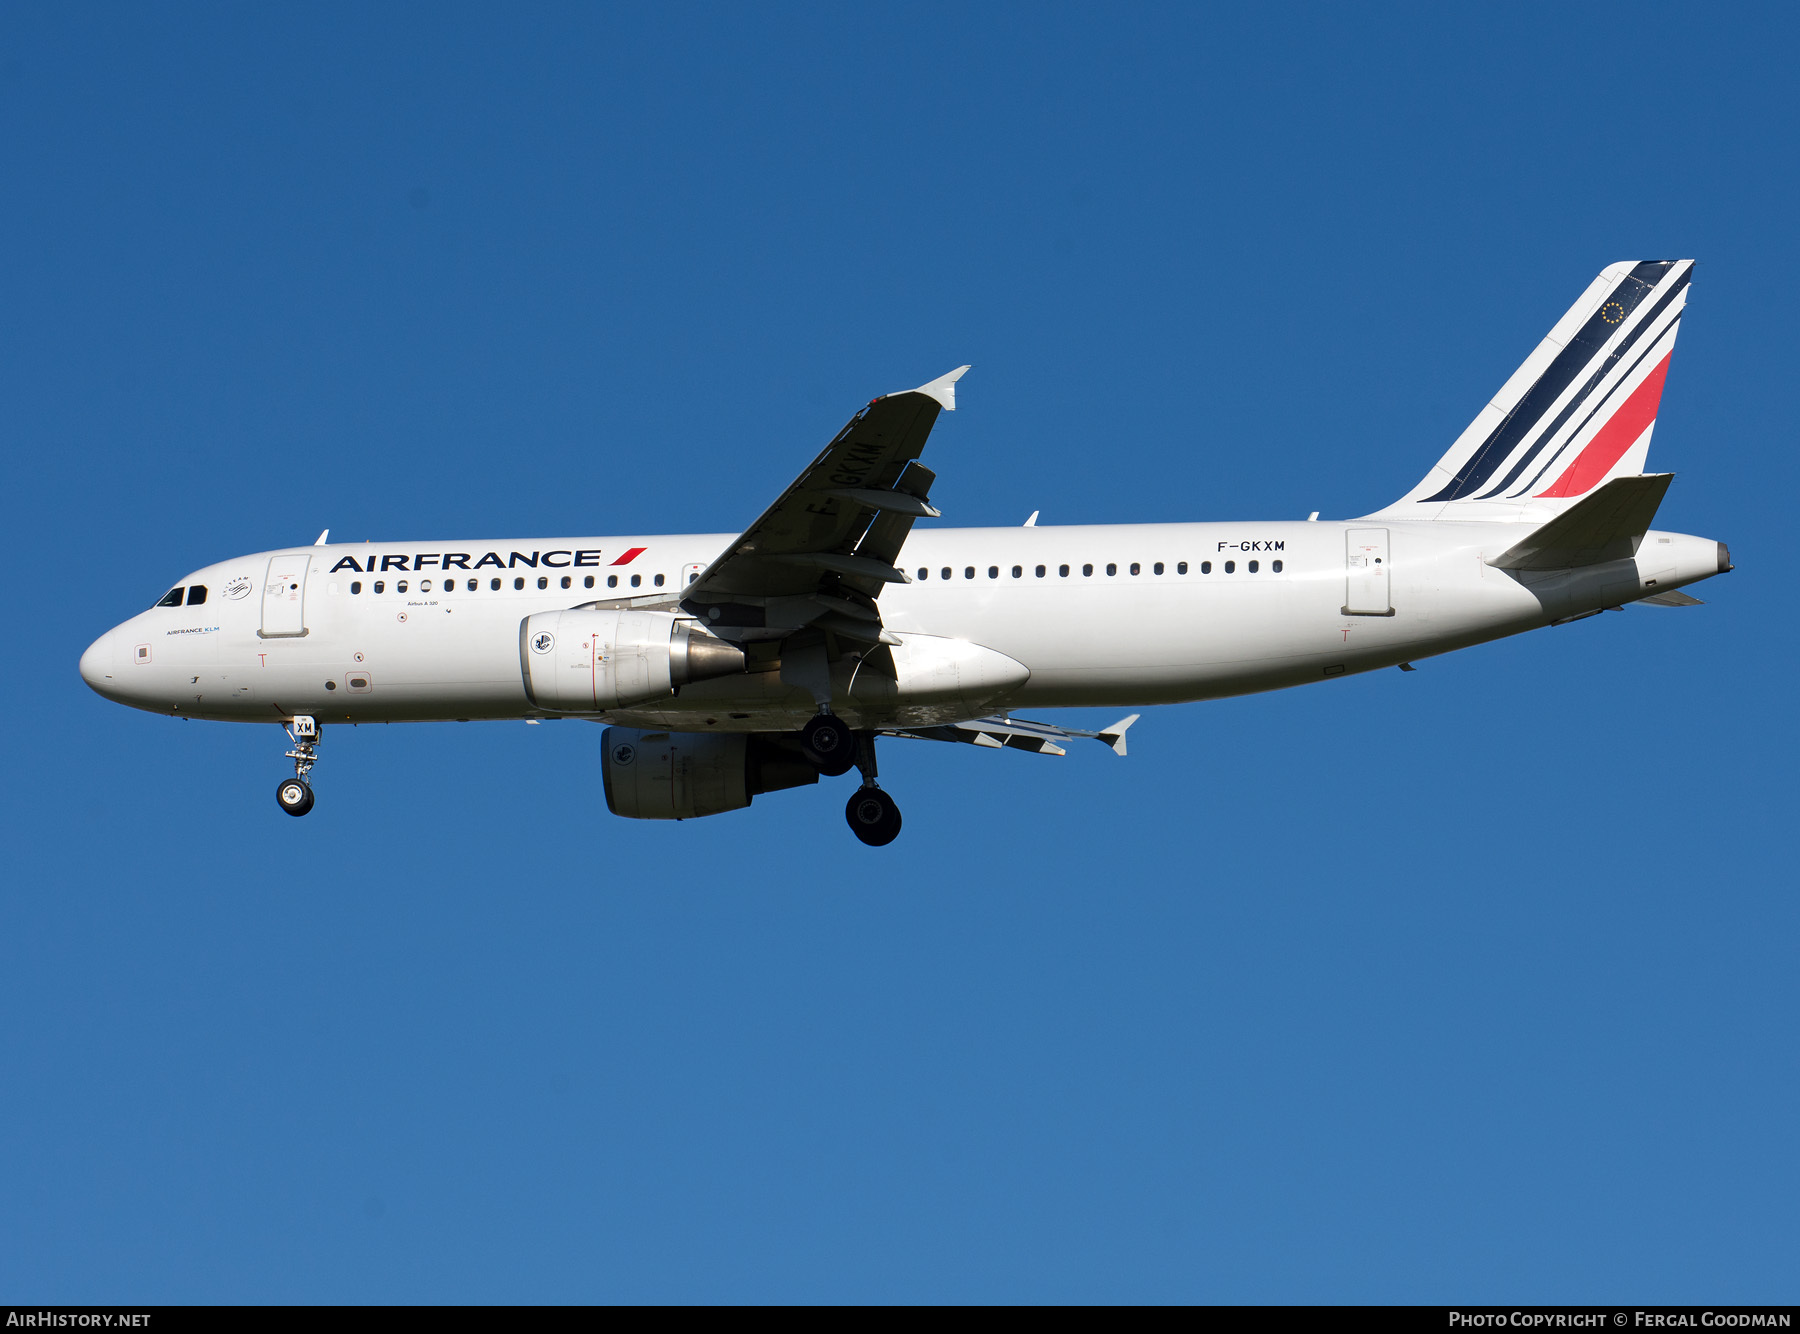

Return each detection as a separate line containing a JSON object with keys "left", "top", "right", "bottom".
{"left": 1343, "top": 528, "right": 1393, "bottom": 616}
{"left": 260, "top": 554, "right": 312, "bottom": 638}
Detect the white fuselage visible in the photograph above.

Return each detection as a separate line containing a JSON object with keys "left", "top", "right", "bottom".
{"left": 79, "top": 519, "right": 1727, "bottom": 730}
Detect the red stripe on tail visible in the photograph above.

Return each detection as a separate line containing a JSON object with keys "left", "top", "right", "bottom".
{"left": 1536, "top": 354, "right": 1671, "bottom": 498}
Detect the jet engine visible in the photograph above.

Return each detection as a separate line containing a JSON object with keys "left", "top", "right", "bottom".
{"left": 520, "top": 609, "right": 745, "bottom": 712}
{"left": 601, "top": 727, "right": 819, "bottom": 820}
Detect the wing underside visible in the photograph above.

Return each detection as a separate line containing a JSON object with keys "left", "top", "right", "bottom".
{"left": 887, "top": 713, "right": 1139, "bottom": 757}
{"left": 674, "top": 367, "right": 968, "bottom": 667}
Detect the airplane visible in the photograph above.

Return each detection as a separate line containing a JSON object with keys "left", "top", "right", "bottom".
{"left": 79, "top": 260, "right": 1729, "bottom": 846}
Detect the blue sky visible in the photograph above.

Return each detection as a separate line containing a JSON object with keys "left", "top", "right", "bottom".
{"left": 3, "top": 2, "right": 1795, "bottom": 1303}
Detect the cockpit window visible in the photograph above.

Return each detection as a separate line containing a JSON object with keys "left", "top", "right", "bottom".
{"left": 186, "top": 585, "right": 208, "bottom": 606}
{"left": 156, "top": 588, "right": 184, "bottom": 608}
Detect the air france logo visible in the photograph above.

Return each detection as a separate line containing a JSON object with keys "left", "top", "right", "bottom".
{"left": 612, "top": 743, "right": 636, "bottom": 766}
{"left": 531, "top": 632, "right": 556, "bottom": 655}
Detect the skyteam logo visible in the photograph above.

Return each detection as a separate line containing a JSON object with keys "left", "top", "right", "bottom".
{"left": 531, "top": 632, "right": 555, "bottom": 654}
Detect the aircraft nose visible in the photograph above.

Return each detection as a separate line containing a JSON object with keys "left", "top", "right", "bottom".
{"left": 79, "top": 630, "right": 120, "bottom": 697}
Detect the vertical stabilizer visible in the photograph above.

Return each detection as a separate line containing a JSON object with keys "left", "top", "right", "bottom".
{"left": 1371, "top": 260, "right": 1692, "bottom": 522}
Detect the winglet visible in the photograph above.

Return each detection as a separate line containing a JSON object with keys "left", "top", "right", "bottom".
{"left": 314, "top": 529, "right": 330, "bottom": 546}
{"left": 901, "top": 365, "right": 971, "bottom": 412}
{"left": 1097, "top": 713, "right": 1139, "bottom": 757}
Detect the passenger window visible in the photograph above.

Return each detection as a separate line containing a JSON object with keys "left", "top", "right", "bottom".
{"left": 630, "top": 574, "right": 641, "bottom": 587}
{"left": 607, "top": 575, "right": 618, "bottom": 588}
{"left": 1106, "top": 563, "right": 1116, "bottom": 576}
{"left": 560, "top": 576, "right": 572, "bottom": 589}
{"left": 1059, "top": 564, "right": 1070, "bottom": 577}
{"left": 186, "top": 585, "right": 208, "bottom": 605}
{"left": 964, "top": 567, "right": 975, "bottom": 579}
{"left": 1011, "top": 565, "right": 1022, "bottom": 578}
{"left": 988, "top": 566, "right": 998, "bottom": 579}
{"left": 156, "top": 588, "right": 184, "bottom": 608}
{"left": 351, "top": 581, "right": 362, "bottom": 595}
{"left": 1200, "top": 562, "right": 1210, "bottom": 574}
{"left": 374, "top": 580, "right": 386, "bottom": 593}
{"left": 941, "top": 568, "right": 952, "bottom": 580}
{"left": 1249, "top": 560, "right": 1259, "bottom": 573}
{"left": 1224, "top": 561, "right": 1235, "bottom": 573}
{"left": 1273, "top": 559, "right": 1283, "bottom": 573}
{"left": 1178, "top": 561, "right": 1188, "bottom": 574}
{"left": 1035, "top": 565, "right": 1046, "bottom": 578}
{"left": 397, "top": 580, "right": 409, "bottom": 592}
{"left": 584, "top": 575, "right": 594, "bottom": 588}
{"left": 514, "top": 577, "right": 525, "bottom": 590}
{"left": 1082, "top": 564, "right": 1093, "bottom": 576}
{"left": 420, "top": 579, "right": 433, "bottom": 592}
{"left": 1153, "top": 562, "right": 1164, "bottom": 575}
{"left": 537, "top": 576, "right": 549, "bottom": 590}
{"left": 1129, "top": 563, "right": 1139, "bottom": 575}
{"left": 654, "top": 573, "right": 665, "bottom": 587}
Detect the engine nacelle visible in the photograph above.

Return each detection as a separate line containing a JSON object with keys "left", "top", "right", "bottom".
{"left": 601, "top": 727, "right": 819, "bottom": 820}
{"left": 520, "top": 609, "right": 745, "bottom": 712}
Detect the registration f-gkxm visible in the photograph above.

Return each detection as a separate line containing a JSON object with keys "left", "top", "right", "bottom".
{"left": 81, "top": 261, "right": 1729, "bottom": 845}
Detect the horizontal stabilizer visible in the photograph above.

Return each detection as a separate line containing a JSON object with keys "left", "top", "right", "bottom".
{"left": 1490, "top": 473, "right": 1672, "bottom": 571}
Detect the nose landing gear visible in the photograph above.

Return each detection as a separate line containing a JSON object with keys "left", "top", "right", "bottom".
{"left": 277, "top": 716, "right": 319, "bottom": 817}
{"left": 844, "top": 729, "right": 902, "bottom": 846}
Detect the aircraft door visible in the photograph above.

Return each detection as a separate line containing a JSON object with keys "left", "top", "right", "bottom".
{"left": 261, "top": 554, "right": 312, "bottom": 638}
{"left": 1343, "top": 528, "right": 1393, "bottom": 616}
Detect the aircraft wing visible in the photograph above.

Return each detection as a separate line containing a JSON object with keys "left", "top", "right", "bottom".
{"left": 885, "top": 712, "right": 1139, "bottom": 757}
{"left": 678, "top": 367, "right": 968, "bottom": 644}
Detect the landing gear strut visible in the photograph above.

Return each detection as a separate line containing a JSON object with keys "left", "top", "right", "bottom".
{"left": 801, "top": 712, "right": 856, "bottom": 777}
{"left": 844, "top": 730, "right": 902, "bottom": 846}
{"left": 277, "top": 716, "right": 319, "bottom": 817}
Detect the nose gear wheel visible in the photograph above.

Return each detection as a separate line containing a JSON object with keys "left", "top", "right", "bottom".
{"left": 277, "top": 778, "right": 314, "bottom": 816}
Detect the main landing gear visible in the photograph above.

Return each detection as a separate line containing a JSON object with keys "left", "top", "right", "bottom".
{"left": 845, "top": 786, "right": 901, "bottom": 847}
{"left": 800, "top": 711, "right": 856, "bottom": 776}
{"left": 277, "top": 715, "right": 319, "bottom": 817}
{"left": 801, "top": 713, "right": 903, "bottom": 845}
